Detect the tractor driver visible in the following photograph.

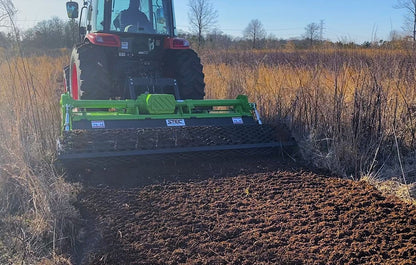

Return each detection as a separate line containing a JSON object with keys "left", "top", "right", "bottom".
{"left": 113, "top": 0, "right": 154, "bottom": 33}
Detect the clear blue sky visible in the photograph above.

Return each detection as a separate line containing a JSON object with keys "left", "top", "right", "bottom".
{"left": 10, "top": 0, "right": 407, "bottom": 43}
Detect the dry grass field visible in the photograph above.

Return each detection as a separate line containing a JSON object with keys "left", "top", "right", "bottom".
{"left": 0, "top": 51, "right": 77, "bottom": 264}
{"left": 1, "top": 47, "right": 416, "bottom": 263}
{"left": 201, "top": 48, "right": 416, "bottom": 181}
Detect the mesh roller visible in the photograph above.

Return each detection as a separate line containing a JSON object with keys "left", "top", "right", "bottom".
{"left": 58, "top": 124, "right": 295, "bottom": 168}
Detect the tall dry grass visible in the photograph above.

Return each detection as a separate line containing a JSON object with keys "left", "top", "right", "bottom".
{"left": 201, "top": 48, "right": 416, "bottom": 181}
{"left": 0, "top": 50, "right": 78, "bottom": 264}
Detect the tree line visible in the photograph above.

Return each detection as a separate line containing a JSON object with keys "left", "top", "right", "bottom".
{"left": 186, "top": 0, "right": 416, "bottom": 50}
{"left": 0, "top": 16, "right": 413, "bottom": 54}
{"left": 0, "top": 17, "right": 77, "bottom": 53}
{"left": 1, "top": 0, "right": 416, "bottom": 53}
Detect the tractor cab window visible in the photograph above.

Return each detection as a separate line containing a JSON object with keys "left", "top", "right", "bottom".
{"left": 94, "top": 0, "right": 105, "bottom": 31}
{"left": 109, "top": 0, "right": 171, "bottom": 34}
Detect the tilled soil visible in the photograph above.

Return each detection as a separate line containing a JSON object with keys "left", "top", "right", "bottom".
{"left": 74, "top": 161, "right": 416, "bottom": 265}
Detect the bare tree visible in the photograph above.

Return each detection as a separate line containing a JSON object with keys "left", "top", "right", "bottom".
{"left": 304, "top": 22, "right": 320, "bottom": 47}
{"left": 394, "top": 0, "right": 416, "bottom": 41}
{"left": 0, "top": 0, "right": 15, "bottom": 28}
{"left": 205, "top": 28, "right": 232, "bottom": 49}
{"left": 23, "top": 17, "right": 67, "bottom": 49}
{"left": 389, "top": 29, "right": 403, "bottom": 41}
{"left": 243, "top": 19, "right": 266, "bottom": 49}
{"left": 188, "top": 0, "right": 218, "bottom": 47}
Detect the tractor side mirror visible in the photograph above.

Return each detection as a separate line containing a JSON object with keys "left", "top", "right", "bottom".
{"left": 156, "top": 8, "right": 166, "bottom": 24}
{"left": 66, "top": 1, "right": 79, "bottom": 19}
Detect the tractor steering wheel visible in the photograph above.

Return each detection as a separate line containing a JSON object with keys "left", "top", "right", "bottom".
{"left": 124, "top": 25, "right": 138, "bottom": 33}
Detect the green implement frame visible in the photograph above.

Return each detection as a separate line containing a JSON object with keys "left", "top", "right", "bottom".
{"left": 60, "top": 93, "right": 261, "bottom": 131}
{"left": 58, "top": 93, "right": 295, "bottom": 168}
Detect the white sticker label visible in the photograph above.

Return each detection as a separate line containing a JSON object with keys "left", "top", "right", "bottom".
{"left": 91, "top": 120, "right": 105, "bottom": 129}
{"left": 121, "top": 41, "right": 129, "bottom": 50}
{"left": 166, "top": 119, "right": 186, "bottom": 127}
{"left": 232, "top": 117, "right": 244, "bottom": 124}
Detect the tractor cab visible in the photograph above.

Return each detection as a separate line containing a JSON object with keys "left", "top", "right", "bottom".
{"left": 67, "top": 0, "right": 176, "bottom": 38}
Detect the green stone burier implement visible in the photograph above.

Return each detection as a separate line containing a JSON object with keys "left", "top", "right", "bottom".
{"left": 58, "top": 93, "right": 295, "bottom": 168}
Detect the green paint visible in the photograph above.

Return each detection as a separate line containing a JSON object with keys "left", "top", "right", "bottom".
{"left": 60, "top": 93, "right": 255, "bottom": 131}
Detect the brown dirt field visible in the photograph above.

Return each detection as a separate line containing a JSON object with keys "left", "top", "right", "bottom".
{"left": 73, "top": 160, "right": 416, "bottom": 265}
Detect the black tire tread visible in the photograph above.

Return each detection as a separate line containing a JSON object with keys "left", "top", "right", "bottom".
{"left": 70, "top": 45, "right": 113, "bottom": 100}
{"left": 165, "top": 49, "right": 205, "bottom": 99}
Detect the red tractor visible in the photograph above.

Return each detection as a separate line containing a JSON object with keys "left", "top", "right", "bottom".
{"left": 65, "top": 0, "right": 205, "bottom": 101}
{"left": 59, "top": 0, "right": 295, "bottom": 170}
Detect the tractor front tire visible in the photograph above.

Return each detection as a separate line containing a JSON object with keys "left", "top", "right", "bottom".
{"left": 70, "top": 45, "right": 113, "bottom": 100}
{"left": 165, "top": 49, "right": 205, "bottom": 99}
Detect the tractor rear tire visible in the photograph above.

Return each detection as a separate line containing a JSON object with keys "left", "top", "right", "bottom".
{"left": 70, "top": 45, "right": 113, "bottom": 100}
{"left": 165, "top": 49, "right": 205, "bottom": 99}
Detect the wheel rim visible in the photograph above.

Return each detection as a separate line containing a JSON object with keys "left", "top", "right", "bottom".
{"left": 71, "top": 63, "right": 79, "bottom": 100}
